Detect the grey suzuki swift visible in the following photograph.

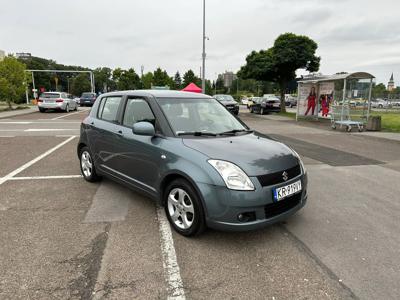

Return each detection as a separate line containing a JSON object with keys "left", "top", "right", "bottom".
{"left": 78, "top": 90, "right": 307, "bottom": 236}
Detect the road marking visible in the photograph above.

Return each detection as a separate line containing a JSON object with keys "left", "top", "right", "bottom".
{"left": 0, "top": 136, "right": 76, "bottom": 185}
{"left": 0, "top": 121, "right": 32, "bottom": 124}
{"left": 24, "top": 128, "right": 77, "bottom": 132}
{"left": 0, "top": 136, "right": 15, "bottom": 138}
{"left": 156, "top": 206, "right": 186, "bottom": 300}
{"left": 84, "top": 180, "right": 132, "bottom": 223}
{"left": 51, "top": 109, "right": 90, "bottom": 120}
{"left": 9, "top": 175, "right": 82, "bottom": 180}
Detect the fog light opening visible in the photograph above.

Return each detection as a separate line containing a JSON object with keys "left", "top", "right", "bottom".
{"left": 237, "top": 212, "right": 256, "bottom": 223}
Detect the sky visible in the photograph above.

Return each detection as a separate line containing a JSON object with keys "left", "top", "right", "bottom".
{"left": 1, "top": 0, "right": 399, "bottom": 85}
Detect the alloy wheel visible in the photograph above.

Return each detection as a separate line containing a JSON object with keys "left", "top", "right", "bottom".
{"left": 167, "top": 188, "right": 194, "bottom": 229}
{"left": 81, "top": 151, "right": 93, "bottom": 178}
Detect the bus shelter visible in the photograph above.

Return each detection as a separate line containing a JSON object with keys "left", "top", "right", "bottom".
{"left": 296, "top": 72, "right": 375, "bottom": 131}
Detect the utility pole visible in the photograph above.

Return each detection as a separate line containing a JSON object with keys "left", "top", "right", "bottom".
{"left": 201, "top": 0, "right": 206, "bottom": 93}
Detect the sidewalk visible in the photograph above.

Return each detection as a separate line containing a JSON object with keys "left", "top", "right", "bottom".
{"left": 0, "top": 107, "right": 37, "bottom": 119}
{"left": 357, "top": 131, "right": 400, "bottom": 142}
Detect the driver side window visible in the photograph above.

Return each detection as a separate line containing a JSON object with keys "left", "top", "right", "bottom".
{"left": 123, "top": 98, "right": 156, "bottom": 128}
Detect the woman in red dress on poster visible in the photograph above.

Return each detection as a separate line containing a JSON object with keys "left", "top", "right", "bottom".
{"left": 305, "top": 87, "right": 317, "bottom": 116}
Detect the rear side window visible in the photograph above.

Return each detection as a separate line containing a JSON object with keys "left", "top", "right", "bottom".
{"left": 123, "top": 98, "right": 155, "bottom": 128}
{"left": 98, "top": 96, "right": 122, "bottom": 122}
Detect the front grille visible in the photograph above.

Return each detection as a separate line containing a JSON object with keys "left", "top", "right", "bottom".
{"left": 264, "top": 193, "right": 301, "bottom": 219}
{"left": 257, "top": 164, "right": 301, "bottom": 187}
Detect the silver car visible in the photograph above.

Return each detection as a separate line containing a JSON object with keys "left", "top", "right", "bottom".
{"left": 38, "top": 92, "right": 78, "bottom": 113}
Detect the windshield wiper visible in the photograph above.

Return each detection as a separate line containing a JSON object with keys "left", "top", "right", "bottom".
{"left": 177, "top": 131, "right": 217, "bottom": 137}
{"left": 218, "top": 129, "right": 253, "bottom": 136}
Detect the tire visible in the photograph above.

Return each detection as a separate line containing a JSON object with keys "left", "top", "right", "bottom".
{"left": 65, "top": 104, "right": 70, "bottom": 113}
{"left": 39, "top": 107, "right": 46, "bottom": 113}
{"left": 260, "top": 108, "right": 264, "bottom": 115}
{"left": 79, "top": 146, "right": 101, "bottom": 182}
{"left": 164, "top": 178, "right": 206, "bottom": 237}
{"left": 251, "top": 107, "right": 255, "bottom": 113}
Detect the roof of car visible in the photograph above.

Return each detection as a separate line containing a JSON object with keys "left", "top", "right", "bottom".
{"left": 99, "top": 90, "right": 213, "bottom": 99}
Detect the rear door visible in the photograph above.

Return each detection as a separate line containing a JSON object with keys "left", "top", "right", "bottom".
{"left": 90, "top": 96, "right": 124, "bottom": 174}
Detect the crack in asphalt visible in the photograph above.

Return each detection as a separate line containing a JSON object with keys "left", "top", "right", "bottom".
{"left": 60, "top": 223, "right": 111, "bottom": 300}
{"left": 279, "top": 223, "right": 359, "bottom": 300}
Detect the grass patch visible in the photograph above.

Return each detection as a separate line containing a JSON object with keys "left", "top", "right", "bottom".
{"left": 278, "top": 111, "right": 296, "bottom": 118}
{"left": 0, "top": 104, "right": 30, "bottom": 112}
{"left": 370, "top": 111, "right": 400, "bottom": 132}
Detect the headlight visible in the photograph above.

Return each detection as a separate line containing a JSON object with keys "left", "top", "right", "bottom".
{"left": 208, "top": 160, "right": 255, "bottom": 191}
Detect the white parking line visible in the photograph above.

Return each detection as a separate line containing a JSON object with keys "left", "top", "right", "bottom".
{"left": 9, "top": 175, "right": 82, "bottom": 180}
{"left": 156, "top": 206, "right": 186, "bottom": 300}
{"left": 24, "top": 129, "right": 76, "bottom": 132}
{"left": 51, "top": 109, "right": 90, "bottom": 120}
{"left": 0, "top": 136, "right": 76, "bottom": 185}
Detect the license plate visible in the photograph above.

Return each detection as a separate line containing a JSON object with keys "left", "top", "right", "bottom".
{"left": 45, "top": 100, "right": 55, "bottom": 103}
{"left": 273, "top": 180, "right": 302, "bottom": 201}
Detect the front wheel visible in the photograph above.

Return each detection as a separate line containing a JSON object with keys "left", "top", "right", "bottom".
{"left": 260, "top": 108, "right": 265, "bottom": 115}
{"left": 65, "top": 104, "right": 70, "bottom": 113}
{"left": 165, "top": 179, "right": 206, "bottom": 236}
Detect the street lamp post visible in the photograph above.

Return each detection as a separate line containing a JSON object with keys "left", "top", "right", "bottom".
{"left": 202, "top": 0, "right": 206, "bottom": 93}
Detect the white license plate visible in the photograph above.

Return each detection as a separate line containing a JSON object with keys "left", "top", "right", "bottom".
{"left": 45, "top": 100, "right": 55, "bottom": 103}
{"left": 273, "top": 180, "right": 302, "bottom": 201}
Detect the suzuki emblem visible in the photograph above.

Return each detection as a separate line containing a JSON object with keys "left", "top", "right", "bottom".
{"left": 282, "top": 171, "right": 288, "bottom": 181}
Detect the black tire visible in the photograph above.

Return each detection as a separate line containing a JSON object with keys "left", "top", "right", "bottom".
{"left": 79, "top": 146, "right": 101, "bottom": 182}
{"left": 260, "top": 108, "right": 264, "bottom": 115}
{"left": 251, "top": 107, "right": 254, "bottom": 113}
{"left": 164, "top": 178, "right": 206, "bottom": 237}
{"left": 65, "top": 104, "right": 70, "bottom": 113}
{"left": 39, "top": 107, "right": 46, "bottom": 113}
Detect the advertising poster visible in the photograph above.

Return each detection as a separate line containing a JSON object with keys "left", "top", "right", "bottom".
{"left": 297, "top": 83, "right": 318, "bottom": 117}
{"left": 318, "top": 82, "right": 334, "bottom": 117}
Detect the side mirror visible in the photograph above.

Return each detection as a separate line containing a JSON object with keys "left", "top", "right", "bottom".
{"left": 132, "top": 121, "right": 155, "bottom": 136}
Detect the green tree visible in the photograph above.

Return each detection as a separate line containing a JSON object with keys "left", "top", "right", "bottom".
{"left": 70, "top": 73, "right": 91, "bottom": 96}
{"left": 239, "top": 33, "right": 320, "bottom": 112}
{"left": 174, "top": 71, "right": 182, "bottom": 89}
{"left": 182, "top": 69, "right": 200, "bottom": 87}
{"left": 153, "top": 67, "right": 171, "bottom": 87}
{"left": 94, "top": 67, "right": 113, "bottom": 93}
{"left": 0, "top": 56, "right": 28, "bottom": 108}
{"left": 141, "top": 72, "right": 153, "bottom": 89}
{"left": 372, "top": 83, "right": 387, "bottom": 98}
{"left": 112, "top": 68, "right": 140, "bottom": 90}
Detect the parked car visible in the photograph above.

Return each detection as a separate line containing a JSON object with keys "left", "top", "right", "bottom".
{"left": 80, "top": 92, "right": 97, "bottom": 106}
{"left": 73, "top": 97, "right": 81, "bottom": 105}
{"left": 247, "top": 97, "right": 261, "bottom": 109}
{"left": 78, "top": 90, "right": 307, "bottom": 236}
{"left": 38, "top": 92, "right": 78, "bottom": 112}
{"left": 241, "top": 97, "right": 249, "bottom": 105}
{"left": 250, "top": 95, "right": 281, "bottom": 114}
{"left": 371, "top": 99, "right": 392, "bottom": 109}
{"left": 285, "top": 95, "right": 297, "bottom": 107}
{"left": 214, "top": 94, "right": 239, "bottom": 115}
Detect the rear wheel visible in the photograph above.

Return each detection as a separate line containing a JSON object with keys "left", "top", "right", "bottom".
{"left": 79, "top": 146, "right": 101, "bottom": 182}
{"left": 65, "top": 104, "right": 70, "bottom": 113}
{"left": 39, "top": 107, "right": 46, "bottom": 113}
{"left": 260, "top": 108, "right": 265, "bottom": 115}
{"left": 165, "top": 179, "right": 206, "bottom": 236}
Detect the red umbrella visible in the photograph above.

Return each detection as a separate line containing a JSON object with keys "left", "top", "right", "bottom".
{"left": 181, "top": 83, "right": 202, "bottom": 93}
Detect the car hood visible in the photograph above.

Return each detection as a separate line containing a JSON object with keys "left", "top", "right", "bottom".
{"left": 220, "top": 100, "right": 237, "bottom": 105}
{"left": 182, "top": 132, "right": 299, "bottom": 176}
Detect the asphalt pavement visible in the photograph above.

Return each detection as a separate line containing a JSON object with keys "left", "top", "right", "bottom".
{"left": 0, "top": 106, "right": 399, "bottom": 299}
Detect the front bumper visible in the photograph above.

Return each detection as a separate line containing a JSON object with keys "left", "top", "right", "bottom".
{"left": 198, "top": 173, "right": 307, "bottom": 231}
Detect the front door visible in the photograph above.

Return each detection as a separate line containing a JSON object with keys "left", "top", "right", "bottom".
{"left": 115, "top": 97, "right": 161, "bottom": 194}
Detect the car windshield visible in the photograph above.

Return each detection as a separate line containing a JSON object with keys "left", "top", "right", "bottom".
{"left": 41, "top": 93, "right": 60, "bottom": 98}
{"left": 215, "top": 95, "right": 234, "bottom": 102}
{"left": 157, "top": 98, "right": 247, "bottom": 136}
